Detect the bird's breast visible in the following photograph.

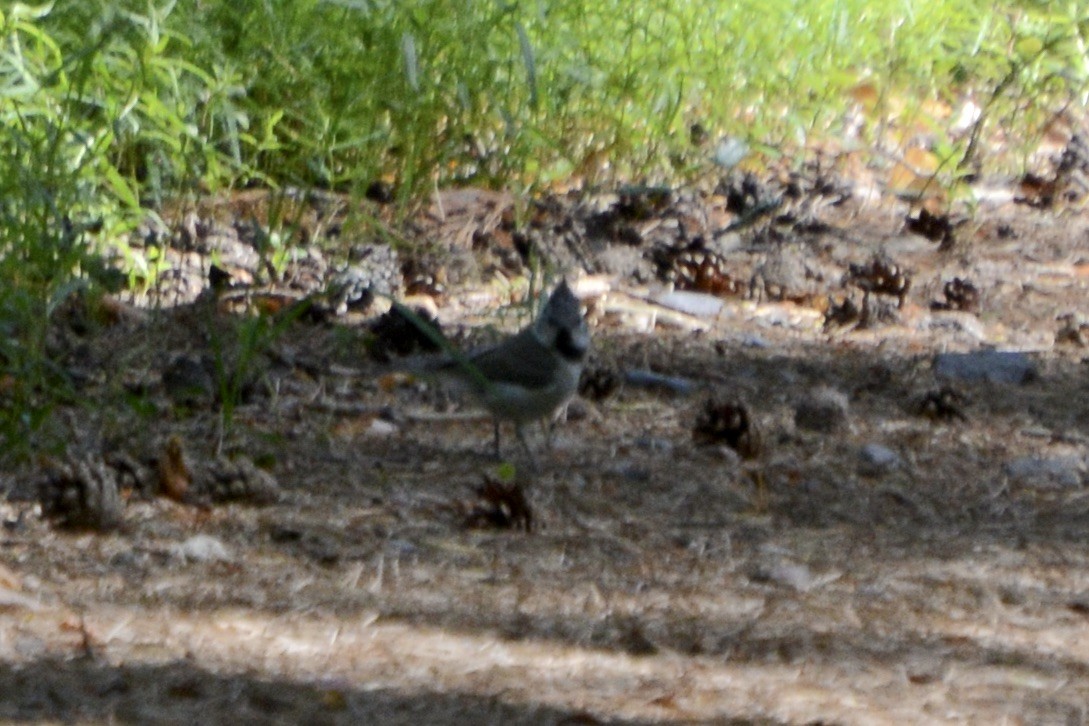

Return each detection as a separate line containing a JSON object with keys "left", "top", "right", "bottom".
{"left": 481, "top": 359, "right": 582, "bottom": 423}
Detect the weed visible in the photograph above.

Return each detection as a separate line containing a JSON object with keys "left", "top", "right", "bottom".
{"left": 0, "top": 1, "right": 239, "bottom": 457}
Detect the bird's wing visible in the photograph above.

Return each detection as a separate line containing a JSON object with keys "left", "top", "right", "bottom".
{"left": 467, "top": 329, "right": 559, "bottom": 389}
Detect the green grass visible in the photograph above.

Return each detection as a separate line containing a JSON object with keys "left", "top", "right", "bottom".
{"left": 7, "top": 1, "right": 1088, "bottom": 212}
{"left": 0, "top": 0, "right": 1086, "bottom": 454}
{"left": 17, "top": 1, "right": 1089, "bottom": 200}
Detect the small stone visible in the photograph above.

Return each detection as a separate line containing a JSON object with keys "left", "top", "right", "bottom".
{"left": 934, "top": 351, "right": 1037, "bottom": 385}
{"left": 1005, "top": 456, "right": 1084, "bottom": 490}
{"left": 794, "top": 387, "right": 849, "bottom": 433}
{"left": 740, "top": 334, "right": 770, "bottom": 348}
{"left": 750, "top": 561, "right": 839, "bottom": 592}
{"left": 858, "top": 443, "right": 902, "bottom": 475}
{"left": 633, "top": 436, "right": 674, "bottom": 454}
{"left": 176, "top": 534, "right": 232, "bottom": 563}
{"left": 712, "top": 136, "right": 749, "bottom": 169}
{"left": 365, "top": 418, "right": 398, "bottom": 437}
{"left": 607, "top": 461, "right": 652, "bottom": 483}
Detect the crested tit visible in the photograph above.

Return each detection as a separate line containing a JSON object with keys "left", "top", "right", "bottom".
{"left": 429, "top": 280, "right": 590, "bottom": 465}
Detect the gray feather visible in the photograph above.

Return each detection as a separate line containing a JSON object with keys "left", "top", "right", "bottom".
{"left": 465, "top": 328, "right": 561, "bottom": 390}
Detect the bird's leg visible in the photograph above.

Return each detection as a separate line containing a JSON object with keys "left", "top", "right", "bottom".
{"left": 543, "top": 404, "right": 568, "bottom": 450}
{"left": 492, "top": 419, "right": 503, "bottom": 459}
{"left": 515, "top": 424, "right": 539, "bottom": 471}
{"left": 540, "top": 419, "right": 552, "bottom": 450}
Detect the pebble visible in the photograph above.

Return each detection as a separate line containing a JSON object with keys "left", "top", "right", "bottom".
{"left": 365, "top": 418, "right": 398, "bottom": 437}
{"left": 934, "top": 351, "right": 1037, "bottom": 384}
{"left": 712, "top": 136, "right": 749, "bottom": 169}
{"left": 175, "top": 534, "right": 232, "bottom": 564}
{"left": 858, "top": 443, "right": 902, "bottom": 475}
{"left": 740, "top": 334, "right": 770, "bottom": 348}
{"left": 607, "top": 461, "right": 652, "bottom": 483}
{"left": 1004, "top": 456, "right": 1085, "bottom": 490}
{"left": 632, "top": 436, "right": 674, "bottom": 454}
{"left": 750, "top": 561, "right": 840, "bottom": 592}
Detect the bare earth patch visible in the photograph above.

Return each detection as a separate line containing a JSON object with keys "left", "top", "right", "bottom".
{"left": 4, "top": 186, "right": 1089, "bottom": 724}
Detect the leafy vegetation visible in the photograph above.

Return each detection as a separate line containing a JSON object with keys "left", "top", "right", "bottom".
{"left": 0, "top": 0, "right": 1086, "bottom": 454}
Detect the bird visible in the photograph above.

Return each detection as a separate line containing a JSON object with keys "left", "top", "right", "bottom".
{"left": 420, "top": 279, "right": 590, "bottom": 466}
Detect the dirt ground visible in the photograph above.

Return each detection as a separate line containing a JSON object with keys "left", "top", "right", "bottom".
{"left": 4, "top": 180, "right": 1089, "bottom": 725}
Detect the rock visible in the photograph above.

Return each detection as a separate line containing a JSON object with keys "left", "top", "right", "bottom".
{"left": 794, "top": 387, "right": 849, "bottom": 433}
{"left": 176, "top": 534, "right": 232, "bottom": 563}
{"left": 365, "top": 418, "right": 399, "bottom": 437}
{"left": 750, "top": 560, "right": 840, "bottom": 592}
{"left": 858, "top": 443, "right": 902, "bottom": 475}
{"left": 608, "top": 462, "right": 652, "bottom": 483}
{"left": 632, "top": 436, "right": 674, "bottom": 454}
{"left": 934, "top": 351, "right": 1037, "bottom": 384}
{"left": 740, "top": 334, "right": 770, "bottom": 348}
{"left": 712, "top": 136, "right": 749, "bottom": 169}
{"left": 1005, "top": 456, "right": 1084, "bottom": 490}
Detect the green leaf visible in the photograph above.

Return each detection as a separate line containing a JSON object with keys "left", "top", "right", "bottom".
{"left": 515, "top": 21, "right": 537, "bottom": 110}
{"left": 102, "top": 165, "right": 139, "bottom": 209}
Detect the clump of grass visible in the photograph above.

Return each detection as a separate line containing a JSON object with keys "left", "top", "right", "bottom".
{"left": 0, "top": 1, "right": 241, "bottom": 455}
{"left": 174, "top": 1, "right": 1088, "bottom": 192}
{"left": 13, "top": 1, "right": 1089, "bottom": 217}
